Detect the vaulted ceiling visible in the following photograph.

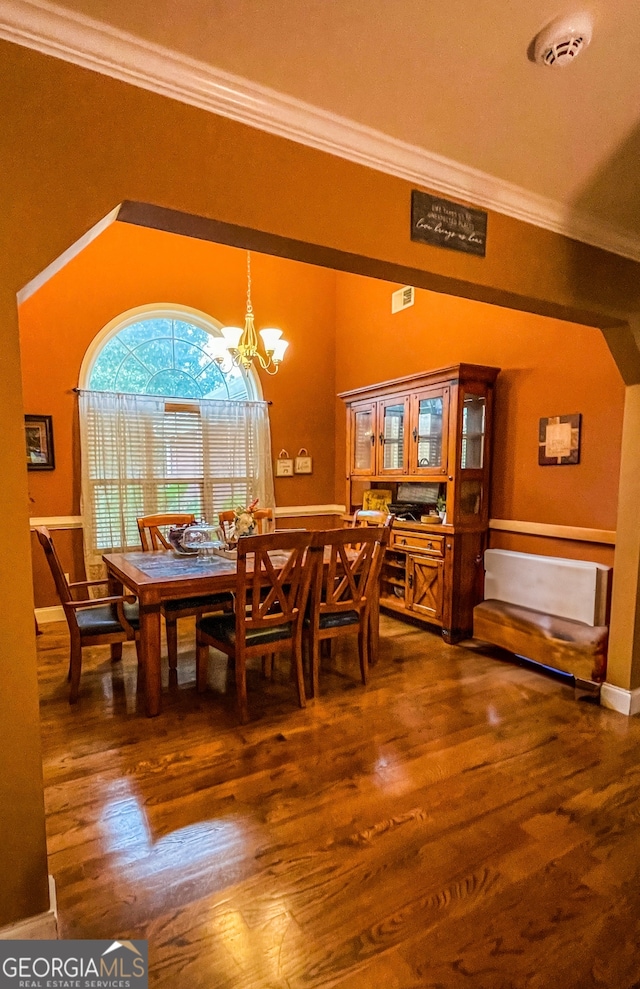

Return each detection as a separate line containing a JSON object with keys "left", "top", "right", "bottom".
{"left": 3, "top": 0, "right": 640, "bottom": 259}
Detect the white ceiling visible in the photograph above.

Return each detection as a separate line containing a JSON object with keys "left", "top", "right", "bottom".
{"left": 4, "top": 0, "right": 640, "bottom": 257}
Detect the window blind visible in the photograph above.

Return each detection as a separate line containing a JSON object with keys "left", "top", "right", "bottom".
{"left": 79, "top": 390, "right": 275, "bottom": 577}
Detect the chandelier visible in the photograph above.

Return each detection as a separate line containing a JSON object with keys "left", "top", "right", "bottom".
{"left": 211, "top": 252, "right": 288, "bottom": 376}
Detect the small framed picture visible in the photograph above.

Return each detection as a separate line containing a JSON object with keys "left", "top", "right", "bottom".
{"left": 25, "top": 414, "right": 55, "bottom": 471}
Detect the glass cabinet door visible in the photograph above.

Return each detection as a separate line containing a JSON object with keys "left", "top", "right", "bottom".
{"left": 351, "top": 402, "right": 376, "bottom": 474}
{"left": 379, "top": 398, "right": 408, "bottom": 473}
{"left": 412, "top": 386, "right": 449, "bottom": 474}
{"left": 461, "top": 392, "right": 486, "bottom": 469}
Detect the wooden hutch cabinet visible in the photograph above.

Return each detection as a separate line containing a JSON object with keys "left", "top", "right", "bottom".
{"left": 340, "top": 364, "right": 500, "bottom": 643}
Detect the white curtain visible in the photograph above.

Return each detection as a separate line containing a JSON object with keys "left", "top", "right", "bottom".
{"left": 79, "top": 390, "right": 275, "bottom": 580}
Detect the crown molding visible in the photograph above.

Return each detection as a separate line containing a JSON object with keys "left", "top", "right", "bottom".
{"left": 2, "top": 0, "right": 640, "bottom": 263}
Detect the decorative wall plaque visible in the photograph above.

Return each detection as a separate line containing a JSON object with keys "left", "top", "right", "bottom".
{"left": 294, "top": 448, "right": 313, "bottom": 474}
{"left": 275, "top": 449, "right": 294, "bottom": 476}
{"left": 411, "top": 190, "right": 487, "bottom": 257}
{"left": 538, "top": 414, "right": 581, "bottom": 465}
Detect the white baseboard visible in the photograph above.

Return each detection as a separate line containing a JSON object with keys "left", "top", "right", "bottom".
{"left": 0, "top": 875, "right": 58, "bottom": 940}
{"left": 600, "top": 683, "right": 640, "bottom": 716}
{"left": 35, "top": 605, "right": 65, "bottom": 625}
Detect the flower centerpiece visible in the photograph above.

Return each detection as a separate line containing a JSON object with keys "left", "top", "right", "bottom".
{"left": 225, "top": 498, "right": 260, "bottom": 544}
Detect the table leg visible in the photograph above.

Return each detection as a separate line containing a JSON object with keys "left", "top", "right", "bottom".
{"left": 369, "top": 583, "right": 381, "bottom": 666}
{"left": 106, "top": 573, "right": 127, "bottom": 664}
{"left": 139, "top": 603, "right": 163, "bottom": 717}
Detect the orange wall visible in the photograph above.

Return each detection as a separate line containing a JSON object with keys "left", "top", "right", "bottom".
{"left": 334, "top": 271, "right": 624, "bottom": 563}
{"left": 20, "top": 223, "right": 337, "bottom": 605}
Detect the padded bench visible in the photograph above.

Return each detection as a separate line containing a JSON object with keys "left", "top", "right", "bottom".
{"left": 473, "top": 549, "right": 611, "bottom": 685}
{"left": 473, "top": 599, "right": 608, "bottom": 683}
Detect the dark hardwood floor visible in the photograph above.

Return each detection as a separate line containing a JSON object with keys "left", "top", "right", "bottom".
{"left": 37, "top": 615, "right": 640, "bottom": 988}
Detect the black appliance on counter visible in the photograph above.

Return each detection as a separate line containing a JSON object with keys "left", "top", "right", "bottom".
{"left": 387, "top": 481, "right": 441, "bottom": 521}
{"left": 387, "top": 502, "right": 429, "bottom": 521}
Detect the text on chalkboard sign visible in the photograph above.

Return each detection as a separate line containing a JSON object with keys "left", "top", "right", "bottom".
{"left": 411, "top": 191, "right": 487, "bottom": 257}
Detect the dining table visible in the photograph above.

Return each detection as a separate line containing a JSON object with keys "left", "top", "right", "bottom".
{"left": 104, "top": 541, "right": 382, "bottom": 717}
{"left": 103, "top": 549, "right": 252, "bottom": 716}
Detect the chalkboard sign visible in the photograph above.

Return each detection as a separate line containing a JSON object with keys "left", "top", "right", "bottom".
{"left": 411, "top": 190, "right": 487, "bottom": 257}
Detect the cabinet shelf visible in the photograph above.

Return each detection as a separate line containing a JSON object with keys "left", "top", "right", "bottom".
{"left": 381, "top": 575, "right": 405, "bottom": 588}
{"left": 383, "top": 559, "right": 406, "bottom": 571}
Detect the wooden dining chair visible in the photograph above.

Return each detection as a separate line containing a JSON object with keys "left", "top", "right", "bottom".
{"left": 304, "top": 525, "right": 390, "bottom": 698}
{"left": 35, "top": 526, "right": 140, "bottom": 703}
{"left": 137, "top": 511, "right": 196, "bottom": 550}
{"left": 217, "top": 508, "right": 274, "bottom": 542}
{"left": 351, "top": 509, "right": 389, "bottom": 527}
{"left": 195, "top": 530, "right": 315, "bottom": 724}
{"left": 136, "top": 512, "right": 232, "bottom": 669}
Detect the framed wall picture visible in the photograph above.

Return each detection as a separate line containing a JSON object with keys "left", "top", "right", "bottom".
{"left": 538, "top": 413, "right": 581, "bottom": 466}
{"left": 25, "top": 414, "right": 55, "bottom": 470}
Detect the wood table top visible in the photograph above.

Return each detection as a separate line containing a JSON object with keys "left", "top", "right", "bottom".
{"left": 103, "top": 548, "right": 295, "bottom": 596}
{"left": 104, "top": 549, "right": 238, "bottom": 586}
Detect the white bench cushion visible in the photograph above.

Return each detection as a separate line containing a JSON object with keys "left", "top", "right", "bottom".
{"left": 484, "top": 548, "right": 611, "bottom": 627}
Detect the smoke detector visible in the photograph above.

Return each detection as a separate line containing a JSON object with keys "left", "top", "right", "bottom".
{"left": 533, "top": 12, "right": 593, "bottom": 68}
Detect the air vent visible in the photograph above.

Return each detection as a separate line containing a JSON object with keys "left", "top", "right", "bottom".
{"left": 533, "top": 13, "right": 593, "bottom": 68}
{"left": 391, "top": 285, "right": 415, "bottom": 313}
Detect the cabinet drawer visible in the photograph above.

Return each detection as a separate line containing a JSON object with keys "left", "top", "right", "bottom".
{"left": 390, "top": 530, "right": 445, "bottom": 556}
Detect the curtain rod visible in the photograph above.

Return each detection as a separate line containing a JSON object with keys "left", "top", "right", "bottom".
{"left": 72, "top": 387, "right": 272, "bottom": 405}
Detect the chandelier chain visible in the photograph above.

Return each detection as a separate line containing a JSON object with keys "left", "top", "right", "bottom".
{"left": 246, "top": 252, "right": 253, "bottom": 315}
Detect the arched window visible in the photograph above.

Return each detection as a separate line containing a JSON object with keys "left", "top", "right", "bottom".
{"left": 78, "top": 306, "right": 274, "bottom": 566}
{"left": 86, "top": 310, "right": 256, "bottom": 401}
